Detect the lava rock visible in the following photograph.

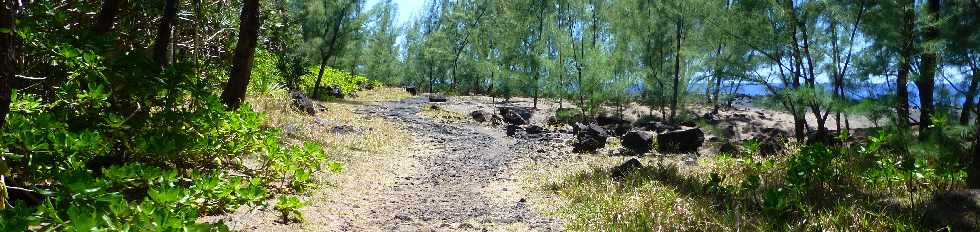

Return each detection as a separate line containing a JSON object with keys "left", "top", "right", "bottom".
{"left": 428, "top": 94, "right": 448, "bottom": 102}
{"left": 290, "top": 91, "right": 317, "bottom": 116}
{"left": 755, "top": 128, "right": 787, "bottom": 156}
{"left": 525, "top": 125, "right": 545, "bottom": 134}
{"left": 573, "top": 123, "right": 609, "bottom": 153}
{"left": 718, "top": 142, "right": 739, "bottom": 155}
{"left": 806, "top": 130, "right": 842, "bottom": 146}
{"left": 731, "top": 113, "right": 751, "bottom": 122}
{"left": 759, "top": 127, "right": 788, "bottom": 138}
{"left": 498, "top": 107, "right": 532, "bottom": 125}
{"left": 505, "top": 124, "right": 523, "bottom": 137}
{"left": 923, "top": 189, "right": 980, "bottom": 231}
{"left": 357, "top": 80, "right": 375, "bottom": 90}
{"left": 702, "top": 112, "right": 720, "bottom": 124}
{"left": 596, "top": 115, "right": 630, "bottom": 126}
{"left": 502, "top": 111, "right": 527, "bottom": 125}
{"left": 610, "top": 158, "right": 643, "bottom": 179}
{"left": 621, "top": 131, "right": 655, "bottom": 154}
{"left": 325, "top": 85, "right": 344, "bottom": 98}
{"left": 656, "top": 128, "right": 705, "bottom": 154}
{"left": 571, "top": 122, "right": 589, "bottom": 133}
{"left": 331, "top": 125, "right": 359, "bottom": 134}
{"left": 347, "top": 92, "right": 359, "bottom": 98}
{"left": 638, "top": 121, "right": 680, "bottom": 133}
{"left": 405, "top": 86, "right": 418, "bottom": 95}
{"left": 679, "top": 120, "right": 697, "bottom": 127}
{"left": 600, "top": 122, "right": 633, "bottom": 137}
{"left": 470, "top": 110, "right": 494, "bottom": 123}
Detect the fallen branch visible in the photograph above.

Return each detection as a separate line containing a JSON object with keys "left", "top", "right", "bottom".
{"left": 15, "top": 74, "right": 46, "bottom": 80}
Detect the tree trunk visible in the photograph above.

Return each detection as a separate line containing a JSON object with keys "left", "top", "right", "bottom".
{"left": 192, "top": 0, "right": 203, "bottom": 74}
{"left": 967, "top": 0, "right": 980, "bottom": 189}
{"left": 787, "top": 4, "right": 807, "bottom": 141}
{"left": 153, "top": 0, "right": 178, "bottom": 68}
{"left": 917, "top": 0, "right": 941, "bottom": 138}
{"left": 428, "top": 65, "right": 434, "bottom": 93}
{"left": 312, "top": 58, "right": 328, "bottom": 98}
{"left": 896, "top": 2, "right": 914, "bottom": 127}
{"left": 961, "top": 66, "right": 978, "bottom": 124}
{"left": 0, "top": 0, "right": 14, "bottom": 128}
{"left": 219, "top": 0, "right": 260, "bottom": 109}
{"left": 94, "top": 0, "right": 122, "bottom": 34}
{"left": 971, "top": 109, "right": 980, "bottom": 188}
{"left": 670, "top": 19, "right": 682, "bottom": 123}
{"left": 711, "top": 43, "right": 724, "bottom": 114}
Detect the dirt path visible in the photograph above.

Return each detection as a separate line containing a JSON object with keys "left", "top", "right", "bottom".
{"left": 322, "top": 96, "right": 561, "bottom": 231}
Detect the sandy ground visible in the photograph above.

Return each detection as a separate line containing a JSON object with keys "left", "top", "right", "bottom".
{"left": 208, "top": 92, "right": 566, "bottom": 231}
{"left": 204, "top": 90, "right": 885, "bottom": 231}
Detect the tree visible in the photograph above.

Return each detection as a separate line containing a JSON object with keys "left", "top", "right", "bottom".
{"left": 94, "top": 0, "right": 123, "bottom": 34}
{"left": 363, "top": 0, "right": 400, "bottom": 84}
{"left": 897, "top": 1, "right": 915, "bottom": 128}
{"left": 0, "top": 0, "right": 14, "bottom": 128}
{"left": 952, "top": 0, "right": 979, "bottom": 124}
{"left": 917, "top": 0, "right": 942, "bottom": 137}
{"left": 670, "top": 18, "right": 684, "bottom": 122}
{"left": 220, "top": 0, "right": 260, "bottom": 109}
{"left": 153, "top": 0, "right": 179, "bottom": 68}
{"left": 294, "top": 0, "right": 364, "bottom": 98}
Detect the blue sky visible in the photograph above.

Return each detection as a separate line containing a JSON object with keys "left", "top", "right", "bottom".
{"left": 365, "top": 0, "right": 425, "bottom": 26}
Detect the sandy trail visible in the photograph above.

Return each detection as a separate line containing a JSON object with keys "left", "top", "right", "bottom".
{"left": 323, "top": 96, "right": 561, "bottom": 231}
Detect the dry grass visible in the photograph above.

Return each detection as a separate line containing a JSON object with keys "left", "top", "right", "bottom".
{"left": 542, "top": 148, "right": 922, "bottom": 232}
{"left": 350, "top": 87, "right": 412, "bottom": 103}
{"left": 418, "top": 103, "right": 469, "bottom": 122}
{"left": 217, "top": 88, "right": 419, "bottom": 231}
{"left": 248, "top": 88, "right": 410, "bottom": 155}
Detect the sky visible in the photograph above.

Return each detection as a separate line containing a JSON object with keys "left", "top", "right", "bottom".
{"left": 365, "top": 0, "right": 426, "bottom": 26}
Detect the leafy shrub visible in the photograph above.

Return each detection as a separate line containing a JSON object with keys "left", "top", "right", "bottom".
{"left": 552, "top": 108, "right": 585, "bottom": 124}
{"left": 0, "top": 13, "right": 340, "bottom": 230}
{"left": 299, "top": 66, "right": 380, "bottom": 98}
{"left": 249, "top": 49, "right": 288, "bottom": 97}
{"left": 275, "top": 195, "right": 305, "bottom": 223}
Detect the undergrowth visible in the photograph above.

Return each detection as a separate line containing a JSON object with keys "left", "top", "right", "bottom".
{"left": 551, "top": 125, "right": 970, "bottom": 231}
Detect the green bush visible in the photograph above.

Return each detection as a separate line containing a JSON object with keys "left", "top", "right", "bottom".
{"left": 0, "top": 16, "right": 338, "bottom": 230}
{"left": 552, "top": 108, "right": 585, "bottom": 124}
{"left": 249, "top": 49, "right": 287, "bottom": 97}
{"left": 299, "top": 66, "right": 381, "bottom": 98}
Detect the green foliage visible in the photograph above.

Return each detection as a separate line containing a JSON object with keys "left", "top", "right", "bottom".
{"left": 249, "top": 49, "right": 288, "bottom": 97}
{"left": 0, "top": 3, "right": 341, "bottom": 229}
{"left": 552, "top": 108, "right": 585, "bottom": 124}
{"left": 555, "top": 128, "right": 956, "bottom": 230}
{"left": 21, "top": 163, "right": 265, "bottom": 231}
{"left": 274, "top": 195, "right": 305, "bottom": 223}
{"left": 260, "top": 139, "right": 341, "bottom": 192}
{"left": 299, "top": 66, "right": 380, "bottom": 97}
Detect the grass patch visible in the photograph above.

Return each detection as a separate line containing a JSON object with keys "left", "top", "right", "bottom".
{"left": 550, "top": 148, "right": 927, "bottom": 231}
{"left": 249, "top": 88, "right": 410, "bottom": 155}
{"left": 419, "top": 103, "right": 469, "bottom": 122}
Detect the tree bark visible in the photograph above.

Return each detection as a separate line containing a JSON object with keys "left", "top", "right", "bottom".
{"left": 971, "top": 107, "right": 980, "bottom": 188}
{"left": 0, "top": 0, "right": 14, "bottom": 128}
{"left": 969, "top": 0, "right": 980, "bottom": 190}
{"left": 960, "top": 65, "right": 978, "bottom": 124}
{"left": 94, "top": 0, "right": 123, "bottom": 34}
{"left": 153, "top": 0, "right": 179, "bottom": 68}
{"left": 220, "top": 0, "right": 260, "bottom": 109}
{"left": 312, "top": 2, "right": 354, "bottom": 98}
{"left": 312, "top": 55, "right": 328, "bottom": 98}
{"left": 711, "top": 43, "right": 724, "bottom": 114}
{"left": 917, "top": 0, "right": 941, "bottom": 138}
{"left": 670, "top": 19, "right": 682, "bottom": 123}
{"left": 896, "top": 1, "right": 914, "bottom": 128}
